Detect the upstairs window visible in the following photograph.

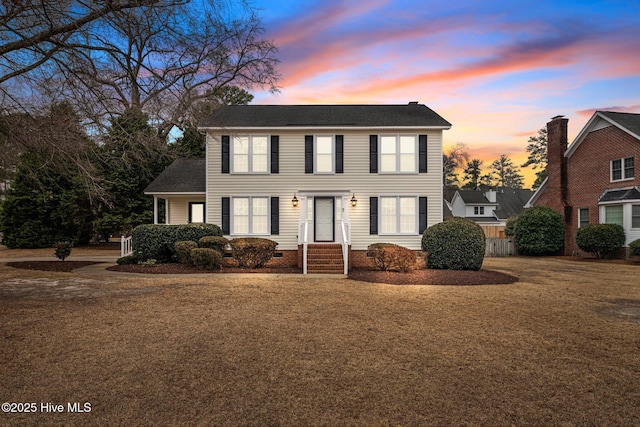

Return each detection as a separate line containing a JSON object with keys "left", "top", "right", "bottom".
{"left": 611, "top": 157, "right": 634, "bottom": 181}
{"left": 315, "top": 136, "right": 334, "bottom": 173}
{"left": 233, "top": 136, "right": 268, "bottom": 173}
{"left": 380, "top": 135, "right": 417, "bottom": 173}
{"left": 474, "top": 206, "right": 485, "bottom": 215}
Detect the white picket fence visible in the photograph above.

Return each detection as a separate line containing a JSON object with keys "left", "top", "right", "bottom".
{"left": 121, "top": 235, "right": 133, "bottom": 257}
{"left": 485, "top": 238, "right": 516, "bottom": 257}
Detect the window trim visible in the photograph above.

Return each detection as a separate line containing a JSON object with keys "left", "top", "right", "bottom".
{"left": 313, "top": 135, "right": 335, "bottom": 174}
{"left": 474, "top": 206, "right": 485, "bottom": 215}
{"left": 611, "top": 156, "right": 634, "bottom": 182}
{"left": 378, "top": 195, "right": 419, "bottom": 235}
{"left": 378, "top": 134, "right": 418, "bottom": 174}
{"left": 231, "top": 135, "right": 270, "bottom": 174}
{"left": 230, "top": 196, "right": 270, "bottom": 236}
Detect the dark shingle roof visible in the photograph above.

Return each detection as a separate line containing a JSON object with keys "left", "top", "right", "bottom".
{"left": 144, "top": 158, "right": 205, "bottom": 193}
{"left": 200, "top": 104, "right": 451, "bottom": 128}
{"left": 598, "top": 187, "right": 640, "bottom": 203}
{"left": 457, "top": 190, "right": 491, "bottom": 204}
{"left": 494, "top": 188, "right": 534, "bottom": 219}
{"left": 600, "top": 111, "right": 640, "bottom": 137}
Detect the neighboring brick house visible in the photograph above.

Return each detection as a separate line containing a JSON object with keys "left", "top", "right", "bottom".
{"left": 526, "top": 111, "right": 640, "bottom": 255}
{"left": 145, "top": 103, "right": 451, "bottom": 272}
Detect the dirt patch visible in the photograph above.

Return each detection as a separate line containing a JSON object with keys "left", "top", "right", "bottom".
{"left": 7, "top": 261, "right": 100, "bottom": 272}
{"left": 597, "top": 298, "right": 640, "bottom": 323}
{"left": 0, "top": 277, "right": 153, "bottom": 300}
{"left": 349, "top": 267, "right": 519, "bottom": 285}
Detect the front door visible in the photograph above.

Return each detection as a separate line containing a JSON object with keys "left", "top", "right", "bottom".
{"left": 314, "top": 197, "right": 335, "bottom": 242}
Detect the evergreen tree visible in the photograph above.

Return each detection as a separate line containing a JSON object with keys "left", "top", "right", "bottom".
{"left": 487, "top": 154, "right": 525, "bottom": 189}
{"left": 95, "top": 108, "right": 174, "bottom": 235}
{"left": 522, "top": 128, "right": 548, "bottom": 189}
{"left": 462, "top": 159, "right": 484, "bottom": 189}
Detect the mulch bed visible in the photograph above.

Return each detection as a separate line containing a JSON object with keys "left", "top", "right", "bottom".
{"left": 6, "top": 261, "right": 100, "bottom": 272}
{"left": 5, "top": 260, "right": 518, "bottom": 285}
{"left": 348, "top": 267, "right": 518, "bottom": 285}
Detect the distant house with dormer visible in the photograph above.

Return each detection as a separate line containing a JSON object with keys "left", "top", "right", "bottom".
{"left": 446, "top": 187, "right": 533, "bottom": 227}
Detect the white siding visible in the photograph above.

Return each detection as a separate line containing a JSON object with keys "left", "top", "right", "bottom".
{"left": 166, "top": 196, "right": 206, "bottom": 225}
{"left": 206, "top": 129, "right": 444, "bottom": 250}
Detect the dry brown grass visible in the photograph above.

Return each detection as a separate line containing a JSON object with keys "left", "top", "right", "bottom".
{"left": 1, "top": 257, "right": 639, "bottom": 426}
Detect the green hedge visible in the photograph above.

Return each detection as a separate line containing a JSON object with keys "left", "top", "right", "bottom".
{"left": 513, "top": 206, "right": 564, "bottom": 255}
{"left": 131, "top": 223, "right": 222, "bottom": 262}
{"left": 630, "top": 239, "right": 640, "bottom": 257}
{"left": 190, "top": 248, "right": 222, "bottom": 270}
{"left": 576, "top": 224, "right": 625, "bottom": 258}
{"left": 421, "top": 217, "right": 485, "bottom": 271}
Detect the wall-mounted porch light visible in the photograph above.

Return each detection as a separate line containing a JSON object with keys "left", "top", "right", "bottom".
{"left": 292, "top": 194, "right": 299, "bottom": 207}
{"left": 350, "top": 193, "right": 358, "bottom": 207}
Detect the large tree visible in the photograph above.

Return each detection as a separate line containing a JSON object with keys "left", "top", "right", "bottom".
{"left": 462, "top": 159, "right": 484, "bottom": 189}
{"left": 0, "top": 0, "right": 161, "bottom": 88}
{"left": 443, "top": 143, "right": 469, "bottom": 188}
{"left": 522, "top": 127, "right": 548, "bottom": 189}
{"left": 486, "top": 154, "right": 525, "bottom": 189}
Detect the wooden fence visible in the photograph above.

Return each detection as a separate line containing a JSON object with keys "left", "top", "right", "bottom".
{"left": 480, "top": 225, "right": 506, "bottom": 238}
{"left": 485, "top": 238, "right": 516, "bottom": 257}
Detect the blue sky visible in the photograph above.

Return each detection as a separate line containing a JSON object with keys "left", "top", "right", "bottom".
{"left": 246, "top": 0, "right": 640, "bottom": 186}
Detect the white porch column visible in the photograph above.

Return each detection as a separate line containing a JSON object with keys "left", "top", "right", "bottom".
{"left": 153, "top": 196, "right": 158, "bottom": 225}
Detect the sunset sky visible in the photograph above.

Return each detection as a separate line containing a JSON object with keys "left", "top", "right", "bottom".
{"left": 247, "top": 0, "right": 640, "bottom": 187}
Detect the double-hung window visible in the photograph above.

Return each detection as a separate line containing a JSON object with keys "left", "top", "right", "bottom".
{"left": 380, "top": 196, "right": 417, "bottom": 234}
{"left": 232, "top": 197, "right": 269, "bottom": 235}
{"left": 380, "top": 135, "right": 417, "bottom": 173}
{"left": 611, "top": 157, "right": 634, "bottom": 181}
{"left": 578, "top": 208, "right": 589, "bottom": 228}
{"left": 315, "top": 136, "right": 334, "bottom": 173}
{"left": 233, "top": 136, "right": 268, "bottom": 173}
{"left": 474, "top": 206, "right": 485, "bottom": 215}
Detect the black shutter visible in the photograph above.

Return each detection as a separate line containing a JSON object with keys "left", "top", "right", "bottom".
{"left": 270, "top": 197, "right": 279, "bottom": 235}
{"left": 221, "top": 135, "right": 230, "bottom": 174}
{"left": 419, "top": 197, "right": 428, "bottom": 233}
{"left": 222, "top": 197, "right": 230, "bottom": 235}
{"left": 369, "top": 135, "right": 378, "bottom": 173}
{"left": 271, "top": 135, "right": 279, "bottom": 174}
{"left": 419, "top": 135, "right": 428, "bottom": 173}
{"left": 370, "top": 197, "right": 378, "bottom": 235}
{"left": 305, "top": 135, "right": 313, "bottom": 173}
{"left": 336, "top": 135, "right": 344, "bottom": 173}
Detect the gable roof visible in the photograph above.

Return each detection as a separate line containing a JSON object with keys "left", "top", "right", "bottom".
{"left": 456, "top": 190, "right": 493, "bottom": 205}
{"left": 494, "top": 188, "right": 534, "bottom": 219}
{"left": 200, "top": 103, "right": 452, "bottom": 129}
{"left": 144, "top": 158, "right": 206, "bottom": 194}
{"left": 566, "top": 111, "right": 640, "bottom": 157}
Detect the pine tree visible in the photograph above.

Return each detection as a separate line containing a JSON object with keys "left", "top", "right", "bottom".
{"left": 522, "top": 128, "right": 547, "bottom": 189}
{"left": 462, "top": 159, "right": 484, "bottom": 189}
{"left": 488, "top": 154, "right": 525, "bottom": 189}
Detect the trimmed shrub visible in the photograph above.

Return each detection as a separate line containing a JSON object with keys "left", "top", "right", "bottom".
{"left": 421, "top": 217, "right": 485, "bottom": 271}
{"left": 504, "top": 216, "right": 518, "bottom": 238}
{"left": 131, "top": 223, "right": 222, "bottom": 262}
{"left": 367, "top": 243, "right": 416, "bottom": 272}
{"left": 189, "top": 248, "right": 222, "bottom": 270}
{"left": 630, "top": 238, "right": 640, "bottom": 256}
{"left": 229, "top": 237, "right": 278, "bottom": 268}
{"left": 54, "top": 241, "right": 72, "bottom": 261}
{"left": 198, "top": 236, "right": 229, "bottom": 253}
{"left": 175, "top": 240, "right": 198, "bottom": 264}
{"left": 513, "top": 206, "right": 564, "bottom": 255}
{"left": 576, "top": 224, "right": 625, "bottom": 259}
{"left": 116, "top": 254, "right": 138, "bottom": 265}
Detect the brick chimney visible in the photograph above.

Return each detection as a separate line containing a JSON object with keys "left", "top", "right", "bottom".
{"left": 545, "top": 115, "right": 569, "bottom": 215}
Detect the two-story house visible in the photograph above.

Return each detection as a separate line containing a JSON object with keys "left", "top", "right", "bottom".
{"left": 144, "top": 103, "right": 451, "bottom": 272}
{"left": 447, "top": 187, "right": 532, "bottom": 226}
{"left": 526, "top": 111, "right": 640, "bottom": 256}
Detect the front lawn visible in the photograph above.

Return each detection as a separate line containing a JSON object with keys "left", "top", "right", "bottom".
{"left": 1, "top": 257, "right": 638, "bottom": 425}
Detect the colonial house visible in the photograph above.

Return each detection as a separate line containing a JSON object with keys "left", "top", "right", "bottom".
{"left": 526, "top": 111, "right": 640, "bottom": 256}
{"left": 447, "top": 187, "right": 532, "bottom": 227}
{"left": 145, "top": 103, "right": 451, "bottom": 272}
